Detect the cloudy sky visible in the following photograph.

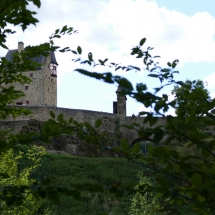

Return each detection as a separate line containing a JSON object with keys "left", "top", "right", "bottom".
{"left": 1, "top": 0, "right": 215, "bottom": 116}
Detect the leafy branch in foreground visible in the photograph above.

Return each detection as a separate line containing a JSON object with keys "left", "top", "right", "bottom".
{"left": 72, "top": 38, "right": 215, "bottom": 214}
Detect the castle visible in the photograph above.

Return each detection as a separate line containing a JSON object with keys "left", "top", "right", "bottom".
{"left": 2, "top": 42, "right": 165, "bottom": 155}
{"left": 5, "top": 42, "right": 127, "bottom": 116}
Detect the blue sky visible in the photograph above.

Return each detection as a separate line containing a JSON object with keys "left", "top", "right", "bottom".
{"left": 1, "top": 0, "right": 215, "bottom": 116}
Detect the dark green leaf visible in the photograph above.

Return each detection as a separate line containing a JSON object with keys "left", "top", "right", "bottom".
{"left": 77, "top": 46, "right": 82, "bottom": 54}
{"left": 72, "top": 50, "right": 77, "bottom": 54}
{"left": 115, "top": 77, "right": 133, "bottom": 91}
{"left": 57, "top": 113, "right": 64, "bottom": 123}
{"left": 50, "top": 111, "right": 55, "bottom": 119}
{"left": 139, "top": 38, "right": 146, "bottom": 46}
{"left": 190, "top": 174, "right": 202, "bottom": 188}
{"left": 95, "top": 119, "right": 102, "bottom": 128}
{"left": 120, "top": 138, "right": 128, "bottom": 151}
{"left": 157, "top": 175, "right": 169, "bottom": 188}
{"left": 88, "top": 52, "right": 93, "bottom": 61}
{"left": 167, "top": 62, "right": 171, "bottom": 67}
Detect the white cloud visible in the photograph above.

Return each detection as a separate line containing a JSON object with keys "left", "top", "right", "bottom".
{"left": 2, "top": 0, "right": 215, "bottom": 71}
{"left": 204, "top": 72, "right": 215, "bottom": 89}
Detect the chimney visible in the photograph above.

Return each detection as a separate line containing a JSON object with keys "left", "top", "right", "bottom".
{"left": 18, "top": 42, "right": 24, "bottom": 52}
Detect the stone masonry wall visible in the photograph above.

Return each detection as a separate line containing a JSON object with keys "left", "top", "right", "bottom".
{"left": 7, "top": 53, "right": 57, "bottom": 106}
{"left": 3, "top": 106, "right": 166, "bottom": 140}
{"left": 0, "top": 106, "right": 167, "bottom": 156}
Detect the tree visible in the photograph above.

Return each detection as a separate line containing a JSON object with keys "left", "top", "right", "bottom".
{"left": 2, "top": 0, "right": 215, "bottom": 214}
{"left": 170, "top": 80, "right": 212, "bottom": 143}
{"left": 172, "top": 79, "right": 211, "bottom": 118}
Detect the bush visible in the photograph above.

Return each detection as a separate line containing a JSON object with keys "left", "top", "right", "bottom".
{"left": 0, "top": 146, "right": 49, "bottom": 215}
{"left": 129, "top": 171, "right": 199, "bottom": 215}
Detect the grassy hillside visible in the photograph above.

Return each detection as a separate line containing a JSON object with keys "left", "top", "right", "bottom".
{"left": 19, "top": 151, "right": 141, "bottom": 215}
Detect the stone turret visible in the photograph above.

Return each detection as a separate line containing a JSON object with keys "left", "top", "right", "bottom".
{"left": 113, "top": 86, "right": 127, "bottom": 117}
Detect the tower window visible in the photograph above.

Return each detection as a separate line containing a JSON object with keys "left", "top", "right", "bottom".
{"left": 30, "top": 73, "right": 33, "bottom": 77}
{"left": 26, "top": 101, "right": 29, "bottom": 105}
{"left": 113, "top": 101, "right": 117, "bottom": 114}
{"left": 49, "top": 63, "right": 57, "bottom": 77}
{"left": 25, "top": 86, "right": 28, "bottom": 90}
{"left": 51, "top": 79, "right": 53, "bottom": 83}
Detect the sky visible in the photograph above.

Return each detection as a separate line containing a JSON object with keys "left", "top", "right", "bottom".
{"left": 1, "top": 0, "right": 215, "bottom": 116}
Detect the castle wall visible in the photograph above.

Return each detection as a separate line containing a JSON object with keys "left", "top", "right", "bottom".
{"left": 3, "top": 106, "right": 166, "bottom": 142}
{"left": 0, "top": 120, "right": 30, "bottom": 134}
{"left": 0, "top": 106, "right": 168, "bottom": 156}
{"left": 9, "top": 68, "right": 45, "bottom": 106}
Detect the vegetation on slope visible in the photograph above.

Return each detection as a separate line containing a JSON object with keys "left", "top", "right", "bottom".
{"left": 18, "top": 151, "right": 141, "bottom": 215}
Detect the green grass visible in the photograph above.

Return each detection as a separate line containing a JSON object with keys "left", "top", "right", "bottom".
{"left": 17, "top": 150, "right": 200, "bottom": 215}
{"left": 19, "top": 151, "right": 141, "bottom": 215}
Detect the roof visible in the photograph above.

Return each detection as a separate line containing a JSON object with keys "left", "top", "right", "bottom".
{"left": 5, "top": 50, "right": 58, "bottom": 69}
{"left": 50, "top": 51, "right": 58, "bottom": 65}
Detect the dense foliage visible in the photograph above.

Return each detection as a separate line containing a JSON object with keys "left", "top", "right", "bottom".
{"left": 0, "top": 145, "right": 47, "bottom": 214}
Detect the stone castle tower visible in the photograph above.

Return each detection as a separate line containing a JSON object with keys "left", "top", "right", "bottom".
{"left": 5, "top": 42, "right": 58, "bottom": 106}
{"left": 113, "top": 86, "right": 127, "bottom": 117}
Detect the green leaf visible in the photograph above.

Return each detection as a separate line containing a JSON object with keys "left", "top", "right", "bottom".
{"left": 131, "top": 143, "right": 140, "bottom": 153}
{"left": 172, "top": 59, "right": 179, "bottom": 68}
{"left": 50, "top": 111, "right": 55, "bottom": 119}
{"left": 190, "top": 174, "right": 202, "bottom": 188}
{"left": 33, "top": 0, "right": 41, "bottom": 7}
{"left": 57, "top": 113, "right": 64, "bottom": 123}
{"left": 115, "top": 66, "right": 121, "bottom": 71}
{"left": 68, "top": 117, "right": 73, "bottom": 124}
{"left": 167, "top": 62, "right": 171, "bottom": 67}
{"left": 149, "top": 117, "right": 158, "bottom": 126}
{"left": 148, "top": 74, "right": 159, "bottom": 78}
{"left": 95, "top": 119, "right": 102, "bottom": 128}
{"left": 139, "top": 38, "right": 146, "bottom": 46}
{"left": 88, "top": 52, "right": 93, "bottom": 61}
{"left": 53, "top": 35, "right": 61, "bottom": 38}
{"left": 55, "top": 29, "right": 60, "bottom": 34}
{"left": 98, "top": 59, "right": 104, "bottom": 65}
{"left": 60, "top": 25, "right": 68, "bottom": 34}
{"left": 71, "top": 50, "right": 77, "bottom": 54}
{"left": 157, "top": 175, "right": 169, "bottom": 188}
{"left": 120, "top": 138, "right": 128, "bottom": 151}
{"left": 77, "top": 46, "right": 82, "bottom": 54}
{"left": 115, "top": 77, "right": 133, "bottom": 91}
